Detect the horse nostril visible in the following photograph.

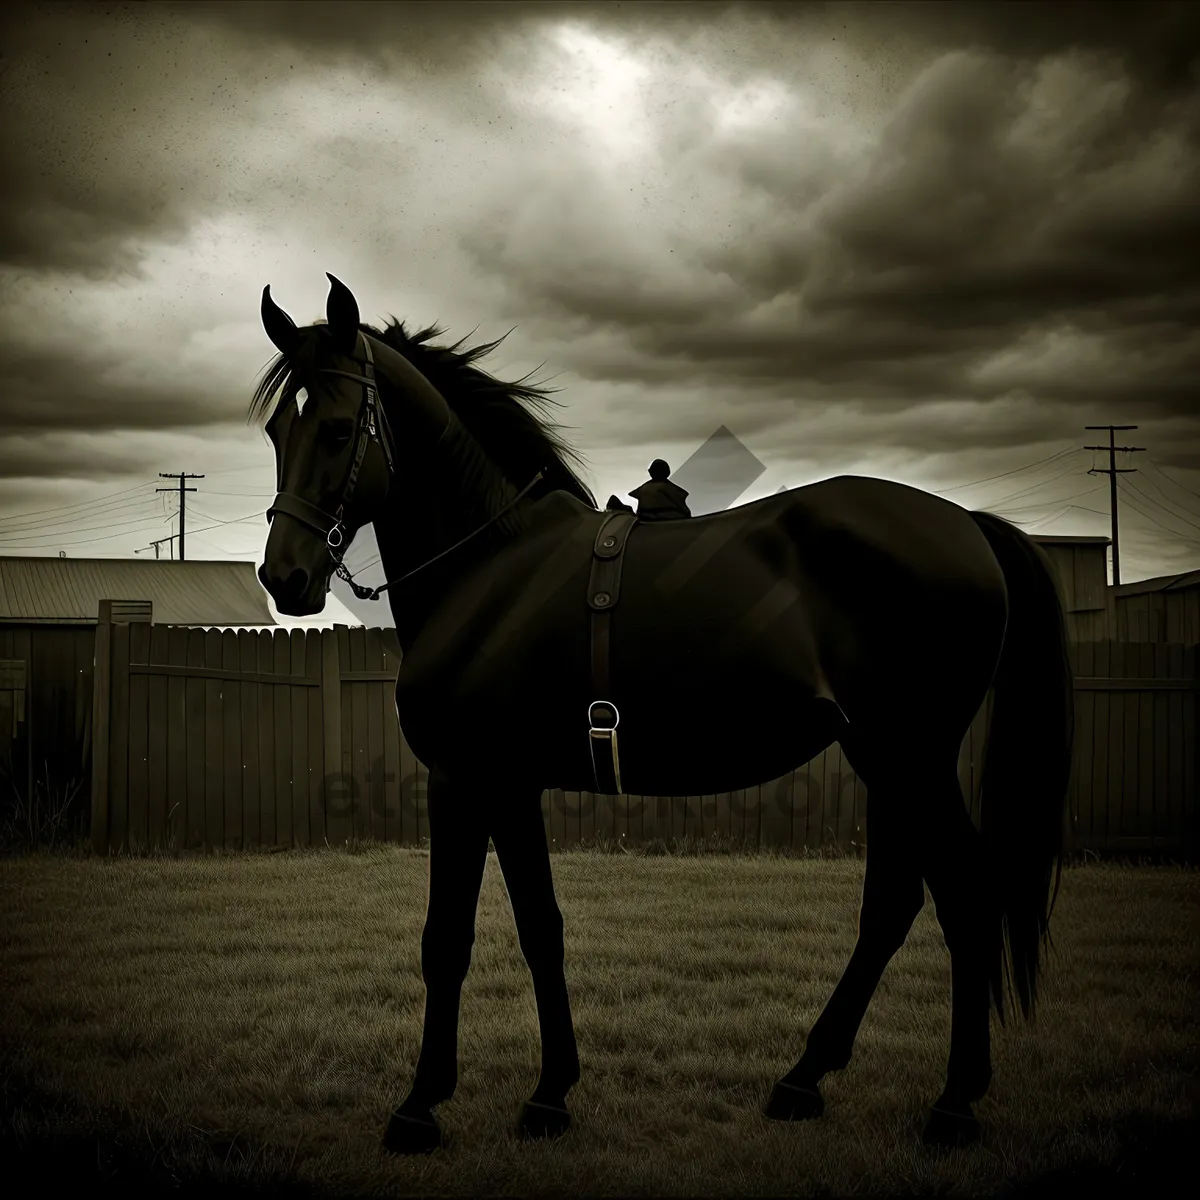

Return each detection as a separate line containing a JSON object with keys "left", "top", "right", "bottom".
{"left": 282, "top": 567, "right": 309, "bottom": 600}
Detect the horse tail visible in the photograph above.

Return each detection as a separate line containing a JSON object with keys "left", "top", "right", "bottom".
{"left": 969, "top": 509, "right": 1075, "bottom": 1026}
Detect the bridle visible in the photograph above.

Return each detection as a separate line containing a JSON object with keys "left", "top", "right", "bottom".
{"left": 267, "top": 333, "right": 544, "bottom": 602}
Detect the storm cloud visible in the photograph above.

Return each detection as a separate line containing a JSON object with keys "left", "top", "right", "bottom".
{"left": 1, "top": 0, "right": 1197, "bottom": 592}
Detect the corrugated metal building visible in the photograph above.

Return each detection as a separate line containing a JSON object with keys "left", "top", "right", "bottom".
{"left": 0, "top": 556, "right": 275, "bottom": 627}
{"left": 1030, "top": 535, "right": 1199, "bottom": 643}
{"left": 0, "top": 557, "right": 275, "bottom": 832}
{"left": 1032, "top": 534, "right": 1110, "bottom": 641}
{"left": 1109, "top": 569, "right": 1200, "bottom": 644}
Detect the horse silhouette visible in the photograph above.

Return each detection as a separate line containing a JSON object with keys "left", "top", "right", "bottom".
{"left": 254, "top": 274, "right": 1073, "bottom": 1154}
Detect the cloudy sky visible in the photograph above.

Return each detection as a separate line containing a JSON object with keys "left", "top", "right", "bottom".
{"left": 1, "top": 0, "right": 1198, "bottom": 626}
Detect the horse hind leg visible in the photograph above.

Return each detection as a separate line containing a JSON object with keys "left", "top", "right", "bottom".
{"left": 918, "top": 769, "right": 998, "bottom": 1148}
{"left": 766, "top": 785, "right": 925, "bottom": 1121}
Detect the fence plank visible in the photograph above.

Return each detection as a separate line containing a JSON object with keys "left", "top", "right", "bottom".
{"left": 306, "top": 630, "right": 324, "bottom": 848}
{"left": 833, "top": 745, "right": 854, "bottom": 852}
{"left": 1166, "top": 643, "right": 1185, "bottom": 856}
{"left": 1152, "top": 643, "right": 1171, "bottom": 853}
{"left": 852, "top": 764, "right": 867, "bottom": 858}
{"left": 1135, "top": 643, "right": 1156, "bottom": 843}
{"left": 272, "top": 629, "right": 294, "bottom": 848}
{"left": 1184, "top": 645, "right": 1197, "bottom": 861}
{"left": 89, "top": 618, "right": 112, "bottom": 853}
{"left": 125, "top": 622, "right": 150, "bottom": 852}
{"left": 223, "top": 630, "right": 243, "bottom": 851}
{"left": 321, "top": 629, "right": 347, "bottom": 846}
{"left": 288, "top": 629, "right": 308, "bottom": 848}
{"left": 761, "top": 775, "right": 791, "bottom": 849}
{"left": 548, "top": 788, "right": 566, "bottom": 850}
{"left": 146, "top": 625, "right": 169, "bottom": 851}
{"left": 805, "top": 756, "right": 824, "bottom": 851}
{"left": 336, "top": 626, "right": 354, "bottom": 842}
{"left": 1085, "top": 642, "right": 1106, "bottom": 848}
{"left": 204, "top": 629, "right": 224, "bottom": 851}
{"left": 238, "top": 630, "right": 261, "bottom": 850}
{"left": 380, "top": 636, "right": 401, "bottom": 843}
{"left": 594, "top": 791, "right": 615, "bottom": 842}
{"left": 1103, "top": 641, "right": 1124, "bottom": 850}
{"left": 109, "top": 621, "right": 131, "bottom": 854}
{"left": 347, "top": 626, "right": 371, "bottom": 842}
{"left": 1116, "top": 642, "right": 1137, "bottom": 841}
{"left": 256, "top": 628, "right": 277, "bottom": 846}
{"left": 366, "top": 629, "right": 387, "bottom": 845}
{"left": 182, "top": 633, "right": 206, "bottom": 849}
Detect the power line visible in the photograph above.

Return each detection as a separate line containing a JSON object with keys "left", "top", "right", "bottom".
{"left": 932, "top": 445, "right": 1081, "bottom": 494}
{"left": 980, "top": 462, "right": 1088, "bottom": 509}
{"left": 991, "top": 483, "right": 1107, "bottom": 514}
{"left": 0, "top": 509, "right": 270, "bottom": 553}
{"left": 0, "top": 510, "right": 169, "bottom": 545}
{"left": 1143, "top": 459, "right": 1200, "bottom": 509}
{"left": 1128, "top": 471, "right": 1200, "bottom": 528}
{"left": 188, "top": 505, "right": 270, "bottom": 527}
{"left": 0, "top": 478, "right": 157, "bottom": 523}
{"left": 1118, "top": 475, "right": 1200, "bottom": 538}
{"left": 1114, "top": 484, "right": 1200, "bottom": 545}
{"left": 0, "top": 491, "right": 160, "bottom": 534}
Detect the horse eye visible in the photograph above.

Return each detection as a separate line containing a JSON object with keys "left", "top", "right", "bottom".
{"left": 325, "top": 419, "right": 354, "bottom": 446}
{"left": 295, "top": 387, "right": 308, "bottom": 413}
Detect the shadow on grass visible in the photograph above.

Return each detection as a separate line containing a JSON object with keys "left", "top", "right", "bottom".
{"left": 999, "top": 1112, "right": 1197, "bottom": 1198}
{"left": 1, "top": 1063, "right": 316, "bottom": 1199}
{"left": 4, "top": 1057, "right": 1195, "bottom": 1198}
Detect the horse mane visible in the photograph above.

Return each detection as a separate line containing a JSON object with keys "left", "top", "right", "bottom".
{"left": 250, "top": 318, "right": 597, "bottom": 510}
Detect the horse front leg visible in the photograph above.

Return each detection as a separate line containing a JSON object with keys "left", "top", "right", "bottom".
{"left": 490, "top": 788, "right": 581, "bottom": 1141}
{"left": 383, "top": 767, "right": 490, "bottom": 1155}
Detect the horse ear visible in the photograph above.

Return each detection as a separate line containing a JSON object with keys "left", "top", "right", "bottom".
{"left": 261, "top": 286, "right": 299, "bottom": 355}
{"left": 325, "top": 273, "right": 361, "bottom": 355}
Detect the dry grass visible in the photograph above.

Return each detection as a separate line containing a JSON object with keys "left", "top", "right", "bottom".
{"left": 0, "top": 844, "right": 1195, "bottom": 1197}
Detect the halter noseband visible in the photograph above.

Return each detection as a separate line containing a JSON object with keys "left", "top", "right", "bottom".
{"left": 267, "top": 332, "right": 545, "bottom": 602}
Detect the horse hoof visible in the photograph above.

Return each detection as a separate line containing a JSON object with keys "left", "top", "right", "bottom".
{"left": 922, "top": 1104, "right": 980, "bottom": 1149}
{"left": 764, "top": 1080, "right": 824, "bottom": 1121}
{"left": 518, "top": 1099, "right": 572, "bottom": 1141}
{"left": 382, "top": 1108, "right": 445, "bottom": 1155}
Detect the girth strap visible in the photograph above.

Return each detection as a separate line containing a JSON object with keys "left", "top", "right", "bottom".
{"left": 587, "top": 511, "right": 638, "bottom": 795}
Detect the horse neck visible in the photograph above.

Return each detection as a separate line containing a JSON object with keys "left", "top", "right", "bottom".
{"left": 375, "top": 411, "right": 529, "bottom": 650}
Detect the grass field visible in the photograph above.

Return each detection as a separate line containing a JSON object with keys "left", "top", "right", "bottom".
{"left": 1, "top": 841, "right": 1196, "bottom": 1197}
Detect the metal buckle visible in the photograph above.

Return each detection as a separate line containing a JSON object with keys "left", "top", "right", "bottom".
{"left": 587, "top": 701, "right": 622, "bottom": 794}
{"left": 327, "top": 523, "right": 345, "bottom": 549}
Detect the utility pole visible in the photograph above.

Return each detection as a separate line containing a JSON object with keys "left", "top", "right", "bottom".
{"left": 136, "top": 534, "right": 177, "bottom": 561}
{"left": 1084, "top": 426, "right": 1144, "bottom": 587}
{"left": 156, "top": 473, "right": 204, "bottom": 562}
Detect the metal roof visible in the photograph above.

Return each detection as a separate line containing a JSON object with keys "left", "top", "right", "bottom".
{"left": 0, "top": 557, "right": 276, "bottom": 626}
{"left": 1031, "top": 534, "right": 1111, "bottom": 545}
{"left": 1112, "top": 568, "right": 1200, "bottom": 596}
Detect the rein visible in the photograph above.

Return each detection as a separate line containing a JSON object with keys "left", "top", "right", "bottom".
{"left": 268, "top": 332, "right": 547, "bottom": 604}
{"left": 334, "top": 468, "right": 545, "bottom": 602}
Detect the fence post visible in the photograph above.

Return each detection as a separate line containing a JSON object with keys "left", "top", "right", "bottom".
{"left": 91, "top": 601, "right": 113, "bottom": 854}
{"left": 320, "top": 628, "right": 343, "bottom": 840}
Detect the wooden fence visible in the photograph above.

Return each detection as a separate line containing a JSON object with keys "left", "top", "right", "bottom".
{"left": 89, "top": 612, "right": 1197, "bottom": 859}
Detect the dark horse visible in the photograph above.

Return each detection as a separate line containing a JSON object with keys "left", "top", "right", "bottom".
{"left": 253, "top": 275, "right": 1073, "bottom": 1155}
